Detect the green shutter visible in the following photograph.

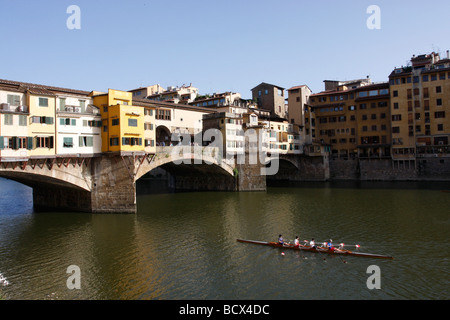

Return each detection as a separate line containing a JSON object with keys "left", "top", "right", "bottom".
{"left": 27, "top": 137, "right": 33, "bottom": 150}
{"left": 60, "top": 118, "right": 65, "bottom": 125}
{"left": 71, "top": 119, "right": 76, "bottom": 126}
{"left": 0, "top": 137, "right": 4, "bottom": 150}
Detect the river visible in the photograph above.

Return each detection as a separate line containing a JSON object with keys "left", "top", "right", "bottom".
{"left": 0, "top": 177, "right": 448, "bottom": 300}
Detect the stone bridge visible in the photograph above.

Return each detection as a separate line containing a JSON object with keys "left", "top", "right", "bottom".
{"left": 0, "top": 146, "right": 267, "bottom": 213}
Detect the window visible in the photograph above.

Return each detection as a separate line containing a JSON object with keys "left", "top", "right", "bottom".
{"left": 59, "top": 98, "right": 66, "bottom": 110}
{"left": 436, "top": 86, "right": 442, "bottom": 93}
{"left": 128, "top": 118, "right": 138, "bottom": 127}
{"left": 79, "top": 136, "right": 94, "bottom": 147}
{"left": 156, "top": 109, "right": 171, "bottom": 120}
{"left": 60, "top": 118, "right": 76, "bottom": 126}
{"left": 3, "top": 114, "right": 13, "bottom": 125}
{"left": 437, "top": 98, "right": 442, "bottom": 106}
{"left": 393, "top": 102, "right": 399, "bottom": 109}
{"left": 437, "top": 124, "right": 444, "bottom": 131}
{"left": 19, "top": 115, "right": 27, "bottom": 126}
{"left": 358, "top": 91, "right": 368, "bottom": 98}
{"left": 110, "top": 137, "right": 119, "bottom": 146}
{"left": 36, "top": 136, "right": 54, "bottom": 148}
{"left": 392, "top": 127, "right": 400, "bottom": 134}
{"left": 31, "top": 116, "right": 54, "bottom": 124}
{"left": 63, "top": 137, "right": 73, "bottom": 148}
{"left": 7, "top": 94, "right": 21, "bottom": 106}
{"left": 112, "top": 118, "right": 119, "bottom": 126}
{"left": 422, "top": 75, "right": 429, "bottom": 82}
{"left": 393, "top": 91, "right": 398, "bottom": 97}
{"left": 79, "top": 100, "right": 86, "bottom": 112}
{"left": 392, "top": 115, "right": 402, "bottom": 121}
{"left": 39, "top": 98, "right": 48, "bottom": 107}
{"left": 122, "top": 137, "right": 142, "bottom": 146}
{"left": 360, "top": 104, "right": 367, "bottom": 110}
{"left": 435, "top": 111, "right": 445, "bottom": 118}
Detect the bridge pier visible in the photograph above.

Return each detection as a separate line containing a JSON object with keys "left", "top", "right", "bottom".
{"left": 90, "top": 155, "right": 137, "bottom": 214}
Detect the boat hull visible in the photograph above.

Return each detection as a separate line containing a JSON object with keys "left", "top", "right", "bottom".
{"left": 237, "top": 239, "right": 393, "bottom": 260}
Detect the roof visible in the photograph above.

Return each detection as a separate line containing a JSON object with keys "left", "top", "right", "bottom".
{"left": 0, "top": 78, "right": 91, "bottom": 96}
{"left": 132, "top": 97, "right": 215, "bottom": 113}
{"left": 251, "top": 82, "right": 285, "bottom": 91}
{"left": 286, "top": 85, "right": 312, "bottom": 92}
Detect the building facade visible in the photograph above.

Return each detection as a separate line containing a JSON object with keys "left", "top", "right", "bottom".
{"left": 389, "top": 52, "right": 450, "bottom": 168}
{"left": 251, "top": 82, "right": 288, "bottom": 119}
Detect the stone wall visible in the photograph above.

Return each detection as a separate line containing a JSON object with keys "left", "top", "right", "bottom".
{"left": 90, "top": 156, "right": 137, "bottom": 213}
{"left": 329, "top": 157, "right": 450, "bottom": 181}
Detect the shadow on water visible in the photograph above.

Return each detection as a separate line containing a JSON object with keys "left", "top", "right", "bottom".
{"left": 267, "top": 179, "right": 450, "bottom": 191}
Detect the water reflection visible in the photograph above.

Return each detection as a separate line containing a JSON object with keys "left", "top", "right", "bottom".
{"left": 0, "top": 177, "right": 449, "bottom": 300}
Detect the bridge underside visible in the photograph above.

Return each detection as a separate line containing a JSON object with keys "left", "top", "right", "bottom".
{"left": 0, "top": 171, "right": 92, "bottom": 213}
{"left": 160, "top": 162, "right": 237, "bottom": 191}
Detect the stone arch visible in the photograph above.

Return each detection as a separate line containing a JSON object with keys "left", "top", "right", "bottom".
{"left": 156, "top": 125, "right": 171, "bottom": 145}
{"left": 135, "top": 148, "right": 235, "bottom": 181}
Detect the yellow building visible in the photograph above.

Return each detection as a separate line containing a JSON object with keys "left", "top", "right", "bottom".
{"left": 27, "top": 87, "right": 57, "bottom": 157}
{"left": 91, "top": 89, "right": 145, "bottom": 153}
{"left": 308, "top": 80, "right": 391, "bottom": 160}
{"left": 389, "top": 52, "right": 450, "bottom": 165}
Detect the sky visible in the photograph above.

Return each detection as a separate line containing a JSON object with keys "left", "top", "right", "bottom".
{"left": 1, "top": 0, "right": 450, "bottom": 99}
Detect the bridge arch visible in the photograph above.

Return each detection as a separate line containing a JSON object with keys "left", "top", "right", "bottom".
{"left": 0, "top": 159, "right": 92, "bottom": 192}
{"left": 135, "top": 147, "right": 235, "bottom": 181}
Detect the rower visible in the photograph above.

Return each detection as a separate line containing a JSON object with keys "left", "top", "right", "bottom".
{"left": 327, "top": 239, "right": 335, "bottom": 252}
{"left": 294, "top": 236, "right": 300, "bottom": 248}
{"left": 310, "top": 238, "right": 316, "bottom": 249}
{"left": 278, "top": 234, "right": 284, "bottom": 246}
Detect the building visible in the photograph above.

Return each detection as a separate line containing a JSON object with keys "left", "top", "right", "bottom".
{"left": 190, "top": 92, "right": 242, "bottom": 108}
{"left": 0, "top": 82, "right": 30, "bottom": 160}
{"left": 286, "top": 85, "right": 312, "bottom": 144}
{"left": 91, "top": 89, "right": 146, "bottom": 154}
{"left": 133, "top": 84, "right": 199, "bottom": 104}
{"left": 0, "top": 79, "right": 105, "bottom": 160}
{"left": 389, "top": 51, "right": 450, "bottom": 168}
{"left": 55, "top": 90, "right": 101, "bottom": 157}
{"left": 133, "top": 98, "right": 213, "bottom": 147}
{"left": 308, "top": 78, "right": 391, "bottom": 160}
{"left": 251, "top": 82, "right": 288, "bottom": 119}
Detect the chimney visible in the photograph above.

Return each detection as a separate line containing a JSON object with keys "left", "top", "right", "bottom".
{"left": 447, "top": 50, "right": 449, "bottom": 59}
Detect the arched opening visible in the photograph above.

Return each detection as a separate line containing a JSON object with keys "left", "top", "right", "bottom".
{"left": 0, "top": 171, "right": 92, "bottom": 212}
{"left": 156, "top": 125, "right": 171, "bottom": 146}
{"left": 136, "top": 157, "right": 236, "bottom": 195}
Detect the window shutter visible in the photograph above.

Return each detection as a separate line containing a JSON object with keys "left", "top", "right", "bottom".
{"left": 27, "top": 137, "right": 33, "bottom": 150}
{"left": 0, "top": 137, "right": 4, "bottom": 150}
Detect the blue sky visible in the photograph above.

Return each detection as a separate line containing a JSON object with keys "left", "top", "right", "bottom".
{"left": 1, "top": 0, "right": 450, "bottom": 98}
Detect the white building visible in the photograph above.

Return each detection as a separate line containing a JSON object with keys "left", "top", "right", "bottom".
{"left": 56, "top": 94, "right": 102, "bottom": 156}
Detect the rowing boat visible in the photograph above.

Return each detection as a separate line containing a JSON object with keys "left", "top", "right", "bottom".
{"left": 237, "top": 239, "right": 394, "bottom": 260}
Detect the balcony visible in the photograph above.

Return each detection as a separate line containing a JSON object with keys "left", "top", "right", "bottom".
{"left": 0, "top": 103, "right": 29, "bottom": 113}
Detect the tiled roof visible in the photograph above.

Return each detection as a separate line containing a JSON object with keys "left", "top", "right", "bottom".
{"left": 0, "top": 78, "right": 91, "bottom": 96}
